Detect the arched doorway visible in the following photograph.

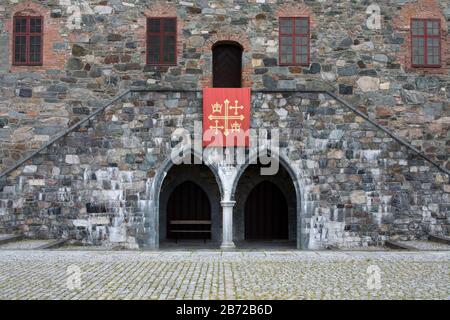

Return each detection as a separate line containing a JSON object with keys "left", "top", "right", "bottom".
{"left": 233, "top": 162, "right": 298, "bottom": 248}
{"left": 212, "top": 41, "right": 243, "bottom": 88}
{"left": 158, "top": 163, "right": 222, "bottom": 247}
{"left": 245, "top": 181, "right": 289, "bottom": 240}
{"left": 166, "top": 181, "right": 211, "bottom": 240}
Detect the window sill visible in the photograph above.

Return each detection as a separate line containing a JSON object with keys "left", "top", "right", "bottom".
{"left": 278, "top": 63, "right": 310, "bottom": 67}
{"left": 411, "top": 64, "right": 442, "bottom": 68}
{"left": 12, "top": 63, "right": 43, "bottom": 67}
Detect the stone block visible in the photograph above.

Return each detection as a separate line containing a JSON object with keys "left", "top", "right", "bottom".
{"left": 356, "top": 76, "right": 380, "bottom": 92}
{"left": 65, "top": 155, "right": 80, "bottom": 164}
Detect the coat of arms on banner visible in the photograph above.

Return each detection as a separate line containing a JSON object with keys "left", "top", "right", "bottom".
{"left": 202, "top": 88, "right": 251, "bottom": 147}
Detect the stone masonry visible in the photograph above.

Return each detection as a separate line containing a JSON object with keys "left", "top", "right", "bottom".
{"left": 0, "top": 0, "right": 449, "bottom": 249}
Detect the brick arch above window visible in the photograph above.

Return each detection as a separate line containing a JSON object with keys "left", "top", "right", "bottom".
{"left": 200, "top": 32, "right": 252, "bottom": 88}
{"left": 393, "top": 0, "right": 448, "bottom": 74}
{"left": 276, "top": 3, "right": 317, "bottom": 28}
{"left": 6, "top": 1, "right": 66, "bottom": 72}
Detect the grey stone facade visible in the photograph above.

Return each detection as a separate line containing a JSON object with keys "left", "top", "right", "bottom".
{"left": 0, "top": 0, "right": 449, "bottom": 249}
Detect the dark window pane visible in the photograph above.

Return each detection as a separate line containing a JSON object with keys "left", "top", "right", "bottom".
{"left": 430, "top": 55, "right": 439, "bottom": 65}
{"left": 163, "top": 19, "right": 176, "bottom": 32}
{"left": 30, "top": 18, "right": 42, "bottom": 33}
{"left": 295, "top": 36, "right": 309, "bottom": 46}
{"left": 164, "top": 35, "right": 175, "bottom": 46}
{"left": 29, "top": 36, "right": 42, "bottom": 63}
{"left": 148, "top": 19, "right": 160, "bottom": 32}
{"left": 295, "top": 18, "right": 308, "bottom": 34}
{"left": 416, "top": 56, "right": 424, "bottom": 65}
{"left": 280, "top": 46, "right": 291, "bottom": 57}
{"left": 296, "top": 54, "right": 308, "bottom": 64}
{"left": 433, "top": 48, "right": 440, "bottom": 57}
{"left": 15, "top": 17, "right": 27, "bottom": 33}
{"left": 411, "top": 20, "right": 424, "bottom": 35}
{"left": 148, "top": 35, "right": 160, "bottom": 63}
{"left": 280, "top": 18, "right": 293, "bottom": 34}
{"left": 14, "top": 36, "right": 27, "bottom": 63}
{"left": 148, "top": 35, "right": 160, "bottom": 46}
{"left": 298, "top": 46, "right": 308, "bottom": 54}
{"left": 426, "top": 21, "right": 439, "bottom": 35}
{"left": 163, "top": 35, "right": 176, "bottom": 63}
{"left": 280, "top": 43, "right": 292, "bottom": 57}
{"left": 281, "top": 36, "right": 293, "bottom": 45}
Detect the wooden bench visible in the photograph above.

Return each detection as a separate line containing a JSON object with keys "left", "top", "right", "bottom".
{"left": 169, "top": 220, "right": 211, "bottom": 243}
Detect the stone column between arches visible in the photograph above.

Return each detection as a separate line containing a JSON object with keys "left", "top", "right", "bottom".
{"left": 217, "top": 164, "right": 239, "bottom": 250}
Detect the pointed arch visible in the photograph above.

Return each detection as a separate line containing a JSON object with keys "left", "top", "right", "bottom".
{"left": 144, "top": 149, "right": 223, "bottom": 248}
{"left": 231, "top": 150, "right": 309, "bottom": 249}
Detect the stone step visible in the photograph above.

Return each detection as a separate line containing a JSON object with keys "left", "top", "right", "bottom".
{"left": 384, "top": 240, "right": 416, "bottom": 250}
{"left": 428, "top": 234, "right": 450, "bottom": 245}
{"left": 36, "top": 239, "right": 68, "bottom": 250}
{"left": 0, "top": 234, "right": 24, "bottom": 245}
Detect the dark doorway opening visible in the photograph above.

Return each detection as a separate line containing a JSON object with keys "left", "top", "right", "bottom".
{"left": 244, "top": 181, "right": 289, "bottom": 240}
{"left": 166, "top": 181, "right": 212, "bottom": 240}
{"left": 212, "top": 42, "right": 243, "bottom": 88}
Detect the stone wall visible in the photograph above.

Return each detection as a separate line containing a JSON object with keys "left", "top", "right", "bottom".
{"left": 0, "top": 90, "right": 447, "bottom": 249}
{"left": 0, "top": 0, "right": 449, "bottom": 248}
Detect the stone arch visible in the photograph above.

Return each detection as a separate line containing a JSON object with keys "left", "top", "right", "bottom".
{"left": 230, "top": 150, "right": 309, "bottom": 249}
{"left": 159, "top": 176, "right": 221, "bottom": 244}
{"left": 145, "top": 148, "right": 223, "bottom": 249}
{"left": 200, "top": 32, "right": 253, "bottom": 88}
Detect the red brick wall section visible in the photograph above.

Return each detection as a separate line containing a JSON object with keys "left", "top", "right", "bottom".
{"left": 5, "top": 1, "right": 67, "bottom": 72}
{"left": 136, "top": 2, "right": 183, "bottom": 68}
{"left": 393, "top": 0, "right": 449, "bottom": 74}
{"left": 276, "top": 2, "right": 317, "bottom": 28}
{"left": 200, "top": 33, "right": 252, "bottom": 88}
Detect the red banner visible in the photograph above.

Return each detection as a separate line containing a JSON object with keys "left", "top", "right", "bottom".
{"left": 203, "top": 88, "right": 251, "bottom": 147}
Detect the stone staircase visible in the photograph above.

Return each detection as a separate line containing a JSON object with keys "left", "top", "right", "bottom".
{"left": 0, "top": 88, "right": 448, "bottom": 249}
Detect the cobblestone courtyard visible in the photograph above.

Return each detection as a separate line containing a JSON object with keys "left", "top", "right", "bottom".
{"left": 0, "top": 250, "right": 448, "bottom": 300}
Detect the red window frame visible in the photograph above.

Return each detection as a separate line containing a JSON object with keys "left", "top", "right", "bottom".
{"left": 146, "top": 17, "right": 177, "bottom": 66}
{"left": 278, "top": 17, "right": 310, "bottom": 66}
{"left": 410, "top": 18, "right": 441, "bottom": 68}
{"left": 13, "top": 15, "right": 44, "bottom": 66}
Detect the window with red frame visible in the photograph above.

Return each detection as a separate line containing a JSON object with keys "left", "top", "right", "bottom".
{"left": 13, "top": 16, "right": 43, "bottom": 66}
{"left": 411, "top": 18, "right": 441, "bottom": 67}
{"left": 279, "top": 17, "right": 310, "bottom": 65}
{"left": 147, "top": 17, "right": 177, "bottom": 65}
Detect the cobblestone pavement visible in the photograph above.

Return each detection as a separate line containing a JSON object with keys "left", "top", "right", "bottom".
{"left": 0, "top": 250, "right": 448, "bottom": 300}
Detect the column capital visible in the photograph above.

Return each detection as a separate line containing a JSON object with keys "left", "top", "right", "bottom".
{"left": 220, "top": 200, "right": 236, "bottom": 207}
